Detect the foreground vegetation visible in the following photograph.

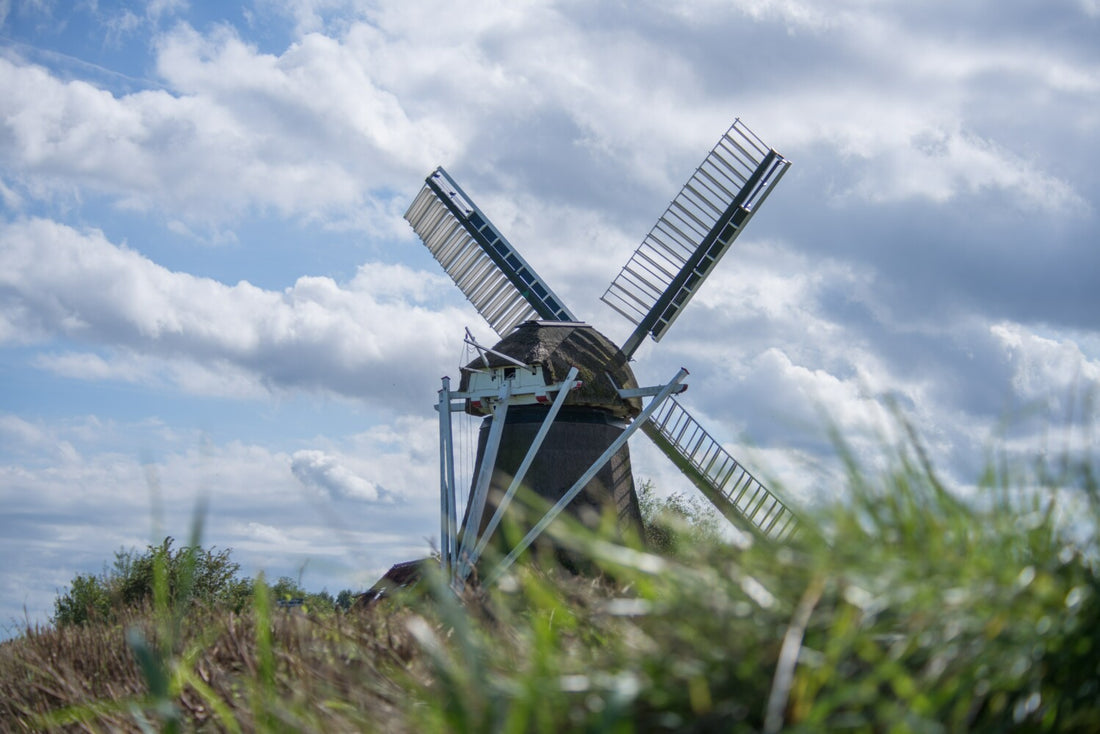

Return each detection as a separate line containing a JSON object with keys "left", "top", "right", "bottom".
{"left": 2, "top": 436, "right": 1098, "bottom": 731}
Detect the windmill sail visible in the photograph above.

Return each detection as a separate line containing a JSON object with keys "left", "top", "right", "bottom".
{"left": 604, "top": 120, "right": 790, "bottom": 358}
{"left": 643, "top": 397, "right": 798, "bottom": 542}
{"left": 405, "top": 167, "right": 576, "bottom": 337}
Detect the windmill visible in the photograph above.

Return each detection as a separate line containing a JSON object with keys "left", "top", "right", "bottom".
{"left": 405, "top": 119, "right": 798, "bottom": 589}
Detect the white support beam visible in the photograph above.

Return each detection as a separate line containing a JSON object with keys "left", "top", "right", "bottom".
{"left": 614, "top": 383, "right": 689, "bottom": 399}
{"left": 437, "top": 376, "right": 458, "bottom": 576}
{"left": 464, "top": 330, "right": 531, "bottom": 369}
{"left": 454, "top": 378, "right": 512, "bottom": 584}
{"left": 463, "top": 366, "right": 580, "bottom": 578}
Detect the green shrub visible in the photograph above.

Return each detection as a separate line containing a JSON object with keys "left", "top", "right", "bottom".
{"left": 53, "top": 538, "right": 253, "bottom": 627}
{"left": 51, "top": 572, "right": 114, "bottom": 627}
{"left": 269, "top": 575, "right": 339, "bottom": 613}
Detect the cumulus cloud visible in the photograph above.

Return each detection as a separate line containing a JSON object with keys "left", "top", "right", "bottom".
{"left": 992, "top": 322, "right": 1100, "bottom": 413}
{"left": 2, "top": 0, "right": 1092, "bottom": 236}
{"left": 0, "top": 414, "right": 81, "bottom": 464}
{"left": 0, "top": 217, "right": 470, "bottom": 406}
{"left": 0, "top": 36, "right": 452, "bottom": 227}
{"left": 840, "top": 124, "right": 1088, "bottom": 213}
{"left": 291, "top": 449, "right": 389, "bottom": 502}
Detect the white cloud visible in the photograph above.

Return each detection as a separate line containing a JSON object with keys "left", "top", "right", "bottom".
{"left": 0, "top": 217, "right": 470, "bottom": 405}
{"left": 255, "top": 0, "right": 364, "bottom": 35}
{"left": 663, "top": 0, "right": 835, "bottom": 31}
{"left": 242, "top": 521, "right": 290, "bottom": 546}
{"left": 992, "top": 322, "right": 1100, "bottom": 407}
{"left": 291, "top": 449, "right": 389, "bottom": 502}
{"left": 0, "top": 35, "right": 453, "bottom": 226}
{"left": 3, "top": 1, "right": 1091, "bottom": 232}
{"left": 34, "top": 350, "right": 272, "bottom": 398}
{"left": 0, "top": 413, "right": 81, "bottom": 464}
{"left": 0, "top": 179, "right": 22, "bottom": 210}
{"left": 848, "top": 124, "right": 1088, "bottom": 213}
{"left": 0, "top": 416, "right": 441, "bottom": 629}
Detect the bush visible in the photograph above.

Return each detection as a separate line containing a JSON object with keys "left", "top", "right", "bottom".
{"left": 53, "top": 538, "right": 252, "bottom": 626}
{"left": 51, "top": 573, "right": 113, "bottom": 628}
{"left": 268, "top": 575, "right": 340, "bottom": 613}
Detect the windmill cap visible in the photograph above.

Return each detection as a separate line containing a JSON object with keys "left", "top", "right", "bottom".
{"left": 460, "top": 321, "right": 642, "bottom": 419}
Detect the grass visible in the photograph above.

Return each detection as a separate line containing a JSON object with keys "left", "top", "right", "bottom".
{"left": 1, "top": 430, "right": 1098, "bottom": 732}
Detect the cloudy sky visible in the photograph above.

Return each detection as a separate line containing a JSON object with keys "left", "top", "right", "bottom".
{"left": 2, "top": 0, "right": 1097, "bottom": 633}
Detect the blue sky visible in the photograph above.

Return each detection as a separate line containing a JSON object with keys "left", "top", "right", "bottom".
{"left": 2, "top": 0, "right": 1098, "bottom": 634}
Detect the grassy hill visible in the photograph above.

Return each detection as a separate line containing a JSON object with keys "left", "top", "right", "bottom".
{"left": 2, "top": 438, "right": 1098, "bottom": 732}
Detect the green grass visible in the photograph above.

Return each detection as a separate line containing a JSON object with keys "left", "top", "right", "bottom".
{"left": 1, "top": 432, "right": 1097, "bottom": 732}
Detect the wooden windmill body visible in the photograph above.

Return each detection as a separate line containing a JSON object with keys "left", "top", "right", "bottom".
{"left": 458, "top": 321, "right": 645, "bottom": 557}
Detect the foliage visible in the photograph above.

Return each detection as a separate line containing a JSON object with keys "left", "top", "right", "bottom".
{"left": 637, "top": 479, "right": 725, "bottom": 552}
{"left": 51, "top": 573, "right": 114, "bottom": 629}
{"left": 2, "top": 429, "right": 1098, "bottom": 731}
{"left": 53, "top": 538, "right": 253, "bottom": 627}
{"left": 402, "top": 440, "right": 1100, "bottom": 732}
{"left": 335, "top": 588, "right": 358, "bottom": 611}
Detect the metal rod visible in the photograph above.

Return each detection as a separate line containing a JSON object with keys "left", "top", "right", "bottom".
{"left": 466, "top": 328, "right": 491, "bottom": 369}
{"left": 486, "top": 367, "right": 689, "bottom": 586}
{"left": 464, "top": 331, "right": 529, "bottom": 369}
{"left": 465, "top": 366, "right": 580, "bottom": 575}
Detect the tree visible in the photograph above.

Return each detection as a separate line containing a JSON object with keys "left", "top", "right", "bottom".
{"left": 335, "top": 589, "right": 357, "bottom": 611}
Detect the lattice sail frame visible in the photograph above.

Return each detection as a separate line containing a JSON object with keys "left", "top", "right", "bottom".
{"left": 405, "top": 167, "right": 576, "bottom": 337}
{"left": 603, "top": 119, "right": 791, "bottom": 358}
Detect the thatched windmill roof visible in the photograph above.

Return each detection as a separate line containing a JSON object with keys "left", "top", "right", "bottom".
{"left": 459, "top": 321, "right": 642, "bottom": 418}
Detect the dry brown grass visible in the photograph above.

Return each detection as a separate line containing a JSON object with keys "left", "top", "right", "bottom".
{"left": 0, "top": 602, "right": 425, "bottom": 732}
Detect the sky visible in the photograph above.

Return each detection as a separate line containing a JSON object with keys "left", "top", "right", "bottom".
{"left": 1, "top": 0, "right": 1098, "bottom": 634}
